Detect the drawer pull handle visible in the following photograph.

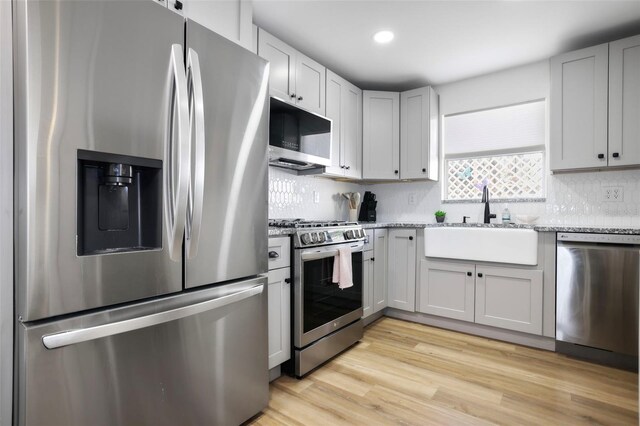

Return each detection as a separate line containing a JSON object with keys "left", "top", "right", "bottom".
{"left": 268, "top": 251, "right": 280, "bottom": 259}
{"left": 477, "top": 273, "right": 483, "bottom": 278}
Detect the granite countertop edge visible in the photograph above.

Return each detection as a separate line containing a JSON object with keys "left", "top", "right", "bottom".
{"left": 269, "top": 222, "right": 640, "bottom": 236}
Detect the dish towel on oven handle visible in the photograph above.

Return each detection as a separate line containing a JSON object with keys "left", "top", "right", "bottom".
{"left": 332, "top": 246, "right": 353, "bottom": 289}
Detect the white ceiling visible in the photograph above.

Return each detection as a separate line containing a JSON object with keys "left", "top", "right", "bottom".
{"left": 252, "top": 1, "right": 640, "bottom": 91}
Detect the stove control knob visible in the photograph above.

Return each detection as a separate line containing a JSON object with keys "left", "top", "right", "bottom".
{"left": 301, "top": 233, "right": 311, "bottom": 245}
{"left": 310, "top": 232, "right": 319, "bottom": 243}
{"left": 318, "top": 232, "right": 326, "bottom": 243}
{"left": 347, "top": 230, "right": 355, "bottom": 239}
{"left": 354, "top": 229, "right": 361, "bottom": 238}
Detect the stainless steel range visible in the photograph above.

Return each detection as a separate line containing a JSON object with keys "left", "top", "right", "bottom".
{"left": 270, "top": 220, "right": 366, "bottom": 377}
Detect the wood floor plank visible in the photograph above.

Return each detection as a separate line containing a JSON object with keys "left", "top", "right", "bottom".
{"left": 248, "top": 318, "right": 638, "bottom": 425}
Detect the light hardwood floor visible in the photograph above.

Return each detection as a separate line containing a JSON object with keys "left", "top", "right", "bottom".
{"left": 250, "top": 317, "right": 638, "bottom": 425}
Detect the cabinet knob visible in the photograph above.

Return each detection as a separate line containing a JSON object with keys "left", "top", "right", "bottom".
{"left": 477, "top": 273, "right": 483, "bottom": 278}
{"left": 298, "top": 96, "right": 304, "bottom": 101}
{"left": 371, "top": 257, "right": 375, "bottom": 261}
{"left": 422, "top": 168, "right": 426, "bottom": 173}
{"left": 284, "top": 278, "right": 291, "bottom": 284}
{"left": 290, "top": 93, "right": 296, "bottom": 98}
{"left": 174, "top": 0, "right": 183, "bottom": 10}
{"left": 409, "top": 236, "right": 414, "bottom": 241}
{"left": 346, "top": 166, "right": 351, "bottom": 170}
{"left": 598, "top": 153, "right": 605, "bottom": 159}
{"left": 394, "top": 170, "right": 399, "bottom": 174}
{"left": 467, "top": 272, "right": 472, "bottom": 276}
{"left": 612, "top": 152, "right": 620, "bottom": 158}
{"left": 268, "top": 251, "right": 280, "bottom": 259}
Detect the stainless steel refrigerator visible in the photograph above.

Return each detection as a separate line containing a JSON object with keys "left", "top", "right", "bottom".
{"left": 13, "top": 1, "right": 269, "bottom": 424}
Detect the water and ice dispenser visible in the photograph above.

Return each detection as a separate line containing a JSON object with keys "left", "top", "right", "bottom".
{"left": 77, "top": 150, "right": 162, "bottom": 256}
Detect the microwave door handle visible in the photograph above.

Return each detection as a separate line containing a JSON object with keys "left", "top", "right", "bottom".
{"left": 42, "top": 284, "right": 264, "bottom": 350}
{"left": 185, "top": 48, "right": 205, "bottom": 260}
{"left": 164, "top": 44, "right": 191, "bottom": 262}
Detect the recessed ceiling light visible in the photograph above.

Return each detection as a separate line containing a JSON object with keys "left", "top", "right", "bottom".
{"left": 373, "top": 30, "right": 394, "bottom": 44}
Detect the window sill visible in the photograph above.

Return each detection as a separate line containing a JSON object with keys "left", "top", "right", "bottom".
{"left": 442, "top": 198, "right": 546, "bottom": 204}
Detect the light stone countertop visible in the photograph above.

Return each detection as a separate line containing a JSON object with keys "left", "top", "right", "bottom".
{"left": 269, "top": 222, "right": 640, "bottom": 236}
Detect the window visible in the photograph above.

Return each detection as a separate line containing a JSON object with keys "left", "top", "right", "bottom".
{"left": 443, "top": 100, "right": 545, "bottom": 202}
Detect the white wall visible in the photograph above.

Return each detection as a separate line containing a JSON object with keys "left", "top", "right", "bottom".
{"left": 0, "top": 1, "right": 13, "bottom": 424}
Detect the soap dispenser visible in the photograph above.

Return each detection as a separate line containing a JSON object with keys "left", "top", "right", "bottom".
{"left": 502, "top": 206, "right": 511, "bottom": 224}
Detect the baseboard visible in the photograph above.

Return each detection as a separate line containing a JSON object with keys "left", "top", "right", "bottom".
{"left": 384, "top": 308, "right": 556, "bottom": 352}
{"left": 363, "top": 311, "right": 384, "bottom": 327}
{"left": 269, "top": 365, "right": 281, "bottom": 382}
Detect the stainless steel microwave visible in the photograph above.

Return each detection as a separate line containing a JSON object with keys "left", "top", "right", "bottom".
{"left": 268, "top": 97, "right": 332, "bottom": 173}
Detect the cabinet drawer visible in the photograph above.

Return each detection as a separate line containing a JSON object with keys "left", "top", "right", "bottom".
{"left": 268, "top": 237, "right": 291, "bottom": 270}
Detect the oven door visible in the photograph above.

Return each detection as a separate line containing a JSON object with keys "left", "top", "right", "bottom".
{"left": 294, "top": 241, "right": 364, "bottom": 348}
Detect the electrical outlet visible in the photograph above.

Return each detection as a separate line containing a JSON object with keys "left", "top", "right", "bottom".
{"left": 408, "top": 193, "right": 416, "bottom": 205}
{"left": 313, "top": 191, "right": 320, "bottom": 204}
{"left": 603, "top": 186, "right": 624, "bottom": 202}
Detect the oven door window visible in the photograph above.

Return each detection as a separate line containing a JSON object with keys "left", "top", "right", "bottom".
{"left": 303, "top": 251, "right": 363, "bottom": 333}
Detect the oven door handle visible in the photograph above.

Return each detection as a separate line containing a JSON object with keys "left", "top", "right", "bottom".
{"left": 300, "top": 242, "right": 364, "bottom": 261}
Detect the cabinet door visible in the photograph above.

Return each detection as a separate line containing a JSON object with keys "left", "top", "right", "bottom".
{"left": 373, "top": 229, "right": 388, "bottom": 313}
{"left": 267, "top": 268, "right": 291, "bottom": 369}
{"left": 418, "top": 260, "right": 475, "bottom": 322}
{"left": 400, "top": 87, "right": 438, "bottom": 180}
{"left": 363, "top": 91, "right": 400, "bottom": 180}
{"left": 295, "top": 52, "right": 326, "bottom": 115}
{"left": 475, "top": 266, "right": 543, "bottom": 335}
{"left": 325, "top": 70, "right": 345, "bottom": 176}
{"left": 185, "top": 0, "right": 252, "bottom": 51}
{"left": 362, "top": 250, "right": 374, "bottom": 318}
{"left": 387, "top": 229, "right": 417, "bottom": 312}
{"left": 550, "top": 43, "right": 609, "bottom": 170}
{"left": 342, "top": 81, "right": 362, "bottom": 179}
{"left": 257, "top": 29, "right": 296, "bottom": 103}
{"left": 609, "top": 34, "right": 640, "bottom": 167}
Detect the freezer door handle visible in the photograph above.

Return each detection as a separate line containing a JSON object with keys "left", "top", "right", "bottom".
{"left": 164, "top": 44, "right": 191, "bottom": 261}
{"left": 185, "top": 48, "right": 205, "bottom": 259}
{"left": 42, "top": 284, "right": 264, "bottom": 350}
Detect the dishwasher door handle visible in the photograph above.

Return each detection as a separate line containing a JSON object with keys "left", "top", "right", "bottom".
{"left": 42, "top": 284, "right": 264, "bottom": 350}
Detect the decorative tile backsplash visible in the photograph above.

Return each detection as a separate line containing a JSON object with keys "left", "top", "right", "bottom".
{"left": 269, "top": 165, "right": 639, "bottom": 227}
{"left": 268, "top": 167, "right": 361, "bottom": 220}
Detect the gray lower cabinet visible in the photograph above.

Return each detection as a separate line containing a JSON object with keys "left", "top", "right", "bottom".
{"left": 267, "top": 236, "right": 291, "bottom": 369}
{"left": 418, "top": 259, "right": 544, "bottom": 335}
{"left": 267, "top": 267, "right": 291, "bottom": 369}
{"left": 363, "top": 228, "right": 388, "bottom": 318}
{"left": 475, "top": 266, "right": 543, "bottom": 334}
{"left": 362, "top": 250, "right": 374, "bottom": 318}
{"left": 373, "top": 229, "right": 389, "bottom": 313}
{"left": 419, "top": 260, "right": 475, "bottom": 321}
{"left": 387, "top": 229, "right": 417, "bottom": 311}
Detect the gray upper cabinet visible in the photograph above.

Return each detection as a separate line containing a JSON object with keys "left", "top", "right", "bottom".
{"left": 550, "top": 43, "right": 609, "bottom": 170}
{"left": 325, "top": 70, "right": 362, "bottom": 179}
{"left": 363, "top": 91, "right": 400, "bottom": 180}
{"left": 257, "top": 28, "right": 325, "bottom": 115}
{"left": 363, "top": 87, "right": 439, "bottom": 181}
{"left": 400, "top": 87, "right": 439, "bottom": 180}
{"left": 551, "top": 34, "right": 640, "bottom": 171}
{"left": 184, "top": 0, "right": 253, "bottom": 51}
{"left": 609, "top": 35, "right": 640, "bottom": 167}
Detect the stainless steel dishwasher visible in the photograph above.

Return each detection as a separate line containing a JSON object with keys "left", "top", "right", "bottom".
{"left": 556, "top": 232, "right": 639, "bottom": 370}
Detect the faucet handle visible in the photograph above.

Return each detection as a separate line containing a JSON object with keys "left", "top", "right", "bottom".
{"left": 462, "top": 216, "right": 471, "bottom": 224}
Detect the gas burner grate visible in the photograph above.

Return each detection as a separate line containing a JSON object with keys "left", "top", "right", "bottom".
{"left": 268, "top": 219, "right": 359, "bottom": 228}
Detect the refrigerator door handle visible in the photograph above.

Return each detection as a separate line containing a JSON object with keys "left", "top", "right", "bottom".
{"left": 42, "top": 284, "right": 264, "bottom": 350}
{"left": 185, "top": 48, "right": 205, "bottom": 259}
{"left": 164, "top": 44, "right": 191, "bottom": 261}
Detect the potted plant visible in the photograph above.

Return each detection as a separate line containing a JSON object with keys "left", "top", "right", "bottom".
{"left": 434, "top": 210, "right": 446, "bottom": 223}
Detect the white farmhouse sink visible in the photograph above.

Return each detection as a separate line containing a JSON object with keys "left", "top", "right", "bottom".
{"left": 424, "top": 227, "right": 538, "bottom": 265}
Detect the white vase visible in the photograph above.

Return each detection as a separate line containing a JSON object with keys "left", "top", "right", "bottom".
{"left": 349, "top": 209, "right": 358, "bottom": 222}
